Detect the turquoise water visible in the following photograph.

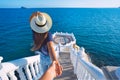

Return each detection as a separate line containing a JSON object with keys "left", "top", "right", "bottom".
{"left": 0, "top": 8, "right": 120, "bottom": 67}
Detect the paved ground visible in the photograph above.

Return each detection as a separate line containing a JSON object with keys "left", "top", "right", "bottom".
{"left": 55, "top": 52, "right": 77, "bottom": 80}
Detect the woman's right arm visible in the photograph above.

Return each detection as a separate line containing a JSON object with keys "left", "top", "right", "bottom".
{"left": 47, "top": 41, "right": 63, "bottom": 76}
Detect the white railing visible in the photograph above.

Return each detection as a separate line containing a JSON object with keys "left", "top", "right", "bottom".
{"left": 70, "top": 47, "right": 106, "bottom": 80}
{"left": 53, "top": 32, "right": 76, "bottom": 46}
{"left": 0, "top": 55, "right": 41, "bottom": 80}
{"left": 53, "top": 32, "right": 76, "bottom": 53}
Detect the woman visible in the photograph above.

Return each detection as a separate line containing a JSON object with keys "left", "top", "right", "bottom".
{"left": 30, "top": 11, "right": 62, "bottom": 77}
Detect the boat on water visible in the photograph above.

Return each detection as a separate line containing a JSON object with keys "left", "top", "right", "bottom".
{"left": 0, "top": 32, "right": 120, "bottom": 80}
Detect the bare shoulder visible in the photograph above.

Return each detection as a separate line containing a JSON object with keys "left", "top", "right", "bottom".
{"left": 47, "top": 41, "right": 54, "bottom": 47}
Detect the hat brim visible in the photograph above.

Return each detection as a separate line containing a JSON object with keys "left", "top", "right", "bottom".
{"left": 30, "top": 13, "right": 52, "bottom": 33}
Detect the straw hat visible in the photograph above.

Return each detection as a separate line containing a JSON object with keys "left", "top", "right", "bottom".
{"left": 30, "top": 11, "right": 52, "bottom": 33}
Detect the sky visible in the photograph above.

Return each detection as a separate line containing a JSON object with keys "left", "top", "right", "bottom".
{"left": 0, "top": 0, "right": 120, "bottom": 8}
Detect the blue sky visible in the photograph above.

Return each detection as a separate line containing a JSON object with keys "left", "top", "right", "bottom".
{"left": 0, "top": 0, "right": 120, "bottom": 8}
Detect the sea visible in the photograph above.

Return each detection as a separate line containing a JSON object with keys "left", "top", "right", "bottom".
{"left": 0, "top": 8, "right": 120, "bottom": 67}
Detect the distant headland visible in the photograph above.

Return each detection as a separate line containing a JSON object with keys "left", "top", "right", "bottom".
{"left": 21, "top": 6, "right": 27, "bottom": 9}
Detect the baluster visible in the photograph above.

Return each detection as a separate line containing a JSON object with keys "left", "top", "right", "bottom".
{"left": 34, "top": 62, "right": 39, "bottom": 77}
{"left": 80, "top": 64, "right": 84, "bottom": 79}
{"left": 88, "top": 74, "right": 91, "bottom": 80}
{"left": 85, "top": 72, "right": 89, "bottom": 80}
{"left": 78, "top": 63, "right": 83, "bottom": 79}
{"left": 83, "top": 70, "right": 87, "bottom": 80}
{"left": 30, "top": 63, "right": 36, "bottom": 79}
{"left": 81, "top": 65, "right": 86, "bottom": 80}
{"left": 73, "top": 56, "right": 77, "bottom": 73}
{"left": 76, "top": 63, "right": 79, "bottom": 79}
{"left": 17, "top": 67, "right": 27, "bottom": 80}
{"left": 90, "top": 76, "right": 94, "bottom": 80}
{"left": 0, "top": 57, "right": 8, "bottom": 80}
{"left": 24, "top": 65, "right": 32, "bottom": 80}
{"left": 37, "top": 61, "right": 41, "bottom": 74}
{"left": 0, "top": 74, "right": 9, "bottom": 80}
{"left": 73, "top": 53, "right": 77, "bottom": 73}
{"left": 80, "top": 66, "right": 84, "bottom": 79}
{"left": 8, "top": 71, "right": 17, "bottom": 80}
{"left": 76, "top": 55, "right": 80, "bottom": 79}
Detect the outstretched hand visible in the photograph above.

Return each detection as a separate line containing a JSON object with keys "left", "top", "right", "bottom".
{"left": 39, "top": 61, "right": 63, "bottom": 80}
{"left": 47, "top": 61, "right": 63, "bottom": 78}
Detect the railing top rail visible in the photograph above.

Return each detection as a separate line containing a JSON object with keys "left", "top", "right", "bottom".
{"left": 0, "top": 55, "right": 40, "bottom": 74}
{"left": 78, "top": 57, "right": 106, "bottom": 80}
{"left": 71, "top": 47, "right": 106, "bottom": 80}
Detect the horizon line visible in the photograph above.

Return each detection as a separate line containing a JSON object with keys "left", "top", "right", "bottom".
{"left": 0, "top": 7, "right": 119, "bottom": 8}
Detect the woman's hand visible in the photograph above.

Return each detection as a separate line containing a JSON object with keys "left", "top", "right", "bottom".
{"left": 55, "top": 61, "right": 63, "bottom": 76}
{"left": 48, "top": 61, "right": 58, "bottom": 78}
{"left": 50, "top": 61, "right": 63, "bottom": 77}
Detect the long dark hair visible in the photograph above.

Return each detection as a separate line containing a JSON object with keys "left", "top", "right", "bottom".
{"left": 32, "top": 30, "right": 48, "bottom": 51}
